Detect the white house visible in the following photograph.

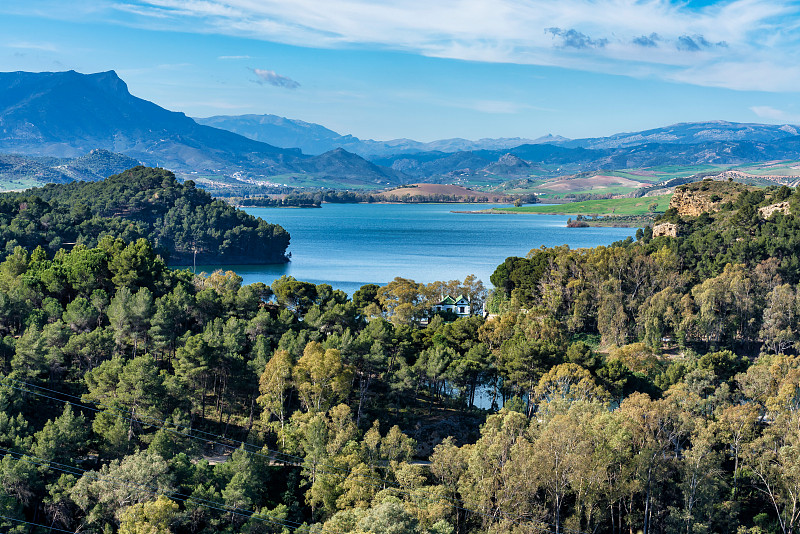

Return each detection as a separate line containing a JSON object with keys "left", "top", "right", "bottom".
{"left": 432, "top": 295, "right": 472, "bottom": 317}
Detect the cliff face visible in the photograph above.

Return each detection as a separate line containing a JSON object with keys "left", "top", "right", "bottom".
{"left": 657, "top": 181, "right": 790, "bottom": 236}
{"left": 667, "top": 179, "right": 751, "bottom": 216}
{"left": 668, "top": 187, "right": 723, "bottom": 216}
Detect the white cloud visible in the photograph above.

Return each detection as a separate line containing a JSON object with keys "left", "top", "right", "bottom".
{"left": 669, "top": 60, "right": 800, "bottom": 92}
{"left": 10, "top": 0, "right": 800, "bottom": 92}
{"left": 251, "top": 68, "right": 300, "bottom": 89}
{"left": 218, "top": 55, "right": 250, "bottom": 60}
{"left": 751, "top": 106, "right": 800, "bottom": 123}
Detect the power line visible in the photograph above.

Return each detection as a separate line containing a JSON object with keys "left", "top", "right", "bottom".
{"left": 4, "top": 379, "right": 471, "bottom": 509}
{"left": 0, "top": 446, "right": 313, "bottom": 534}
{"left": 2, "top": 376, "right": 588, "bottom": 534}
{"left": 4, "top": 376, "right": 579, "bottom": 534}
{"left": 0, "top": 513, "right": 76, "bottom": 534}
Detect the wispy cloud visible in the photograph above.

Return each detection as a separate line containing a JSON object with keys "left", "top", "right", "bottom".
{"left": 218, "top": 55, "right": 250, "bottom": 60}
{"left": 6, "top": 41, "right": 60, "bottom": 52}
{"left": 250, "top": 68, "right": 300, "bottom": 89}
{"left": 669, "top": 59, "right": 800, "bottom": 92}
{"left": 751, "top": 106, "right": 800, "bottom": 123}
{"left": 9, "top": 0, "right": 800, "bottom": 92}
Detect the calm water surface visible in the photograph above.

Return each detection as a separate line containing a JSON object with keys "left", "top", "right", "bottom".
{"left": 189, "top": 203, "right": 637, "bottom": 295}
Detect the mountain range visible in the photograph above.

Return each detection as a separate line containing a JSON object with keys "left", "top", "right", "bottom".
{"left": 194, "top": 113, "right": 800, "bottom": 183}
{"left": 560, "top": 121, "right": 800, "bottom": 149}
{"left": 3, "top": 70, "right": 800, "bottom": 192}
{"left": 195, "top": 113, "right": 563, "bottom": 157}
{"left": 196, "top": 113, "right": 800, "bottom": 158}
{"left": 0, "top": 70, "right": 404, "bottom": 187}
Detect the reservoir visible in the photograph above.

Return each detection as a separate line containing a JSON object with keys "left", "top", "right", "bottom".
{"left": 189, "top": 203, "right": 638, "bottom": 295}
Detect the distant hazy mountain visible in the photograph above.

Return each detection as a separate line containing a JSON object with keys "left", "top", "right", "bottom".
{"left": 195, "top": 114, "right": 349, "bottom": 156}
{"left": 5, "top": 70, "right": 800, "bottom": 191}
{"left": 562, "top": 121, "right": 800, "bottom": 150}
{"left": 371, "top": 135, "right": 800, "bottom": 181}
{"left": 195, "top": 113, "right": 563, "bottom": 157}
{"left": 0, "top": 71, "right": 406, "bottom": 185}
{"left": 0, "top": 70, "right": 288, "bottom": 164}
{"left": 196, "top": 113, "right": 800, "bottom": 176}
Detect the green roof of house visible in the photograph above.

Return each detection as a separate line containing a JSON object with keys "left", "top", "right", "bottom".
{"left": 438, "top": 296, "right": 456, "bottom": 305}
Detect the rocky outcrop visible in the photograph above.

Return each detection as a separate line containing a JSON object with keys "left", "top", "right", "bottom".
{"left": 653, "top": 222, "right": 680, "bottom": 237}
{"left": 759, "top": 201, "right": 791, "bottom": 218}
{"left": 668, "top": 187, "right": 723, "bottom": 216}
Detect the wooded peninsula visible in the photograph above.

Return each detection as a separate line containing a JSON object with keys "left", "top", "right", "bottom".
{"left": 0, "top": 166, "right": 290, "bottom": 265}
{"left": 1, "top": 172, "right": 800, "bottom": 534}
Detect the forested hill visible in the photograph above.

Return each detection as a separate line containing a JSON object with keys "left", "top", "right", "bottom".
{"left": 8, "top": 178, "right": 800, "bottom": 534}
{"left": 0, "top": 166, "right": 290, "bottom": 264}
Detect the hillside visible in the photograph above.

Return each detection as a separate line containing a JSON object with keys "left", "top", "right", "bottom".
{"left": 0, "top": 174, "right": 799, "bottom": 534}
{"left": 5, "top": 71, "right": 800, "bottom": 196}
{"left": 0, "top": 150, "right": 141, "bottom": 191}
{"left": 563, "top": 120, "right": 800, "bottom": 149}
{"left": 195, "top": 113, "right": 347, "bottom": 155}
{"left": 198, "top": 116, "right": 799, "bottom": 159}
{"left": 665, "top": 179, "right": 750, "bottom": 216}
{"left": 375, "top": 183, "right": 519, "bottom": 202}
{"left": 0, "top": 166, "right": 290, "bottom": 264}
{"left": 195, "top": 115, "right": 800, "bottom": 190}
{"left": 0, "top": 70, "right": 406, "bottom": 187}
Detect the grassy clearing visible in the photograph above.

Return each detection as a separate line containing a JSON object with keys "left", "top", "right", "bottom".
{"left": 0, "top": 176, "right": 46, "bottom": 192}
{"left": 732, "top": 160, "right": 800, "bottom": 177}
{"left": 536, "top": 185, "right": 644, "bottom": 199}
{"left": 644, "top": 164, "right": 729, "bottom": 179}
{"left": 494, "top": 194, "right": 673, "bottom": 216}
{"left": 602, "top": 170, "right": 661, "bottom": 182}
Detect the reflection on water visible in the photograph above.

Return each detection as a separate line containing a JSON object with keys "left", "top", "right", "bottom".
{"left": 176, "top": 203, "right": 638, "bottom": 296}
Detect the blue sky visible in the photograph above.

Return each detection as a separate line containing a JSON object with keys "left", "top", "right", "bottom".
{"left": 2, "top": 0, "right": 800, "bottom": 142}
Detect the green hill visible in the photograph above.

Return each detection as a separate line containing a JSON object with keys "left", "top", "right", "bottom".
{"left": 0, "top": 166, "right": 290, "bottom": 264}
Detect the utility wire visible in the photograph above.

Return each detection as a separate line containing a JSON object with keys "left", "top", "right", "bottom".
{"left": 5, "top": 376, "right": 582, "bottom": 534}
{"left": 0, "top": 446, "right": 314, "bottom": 534}
{"left": 2, "top": 376, "right": 589, "bottom": 534}
{"left": 4, "top": 379, "right": 492, "bottom": 518}
{"left": 0, "top": 513, "right": 77, "bottom": 534}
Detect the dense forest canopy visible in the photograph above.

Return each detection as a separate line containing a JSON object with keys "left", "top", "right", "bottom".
{"left": 3, "top": 178, "right": 800, "bottom": 533}
{"left": 0, "top": 166, "right": 290, "bottom": 264}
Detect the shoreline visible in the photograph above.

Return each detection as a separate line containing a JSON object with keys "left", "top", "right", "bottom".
{"left": 450, "top": 208, "right": 659, "bottom": 228}
{"left": 236, "top": 200, "right": 522, "bottom": 208}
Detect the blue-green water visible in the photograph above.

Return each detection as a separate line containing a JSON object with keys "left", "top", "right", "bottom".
{"left": 188, "top": 203, "right": 637, "bottom": 295}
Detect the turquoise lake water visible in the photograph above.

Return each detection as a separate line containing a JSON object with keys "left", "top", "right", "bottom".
{"left": 187, "top": 203, "right": 638, "bottom": 296}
